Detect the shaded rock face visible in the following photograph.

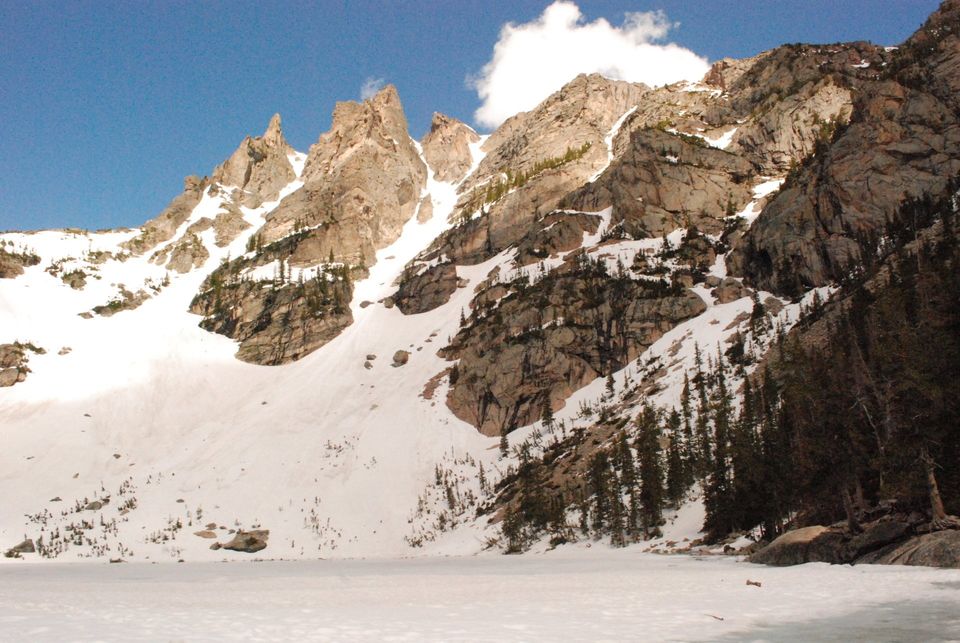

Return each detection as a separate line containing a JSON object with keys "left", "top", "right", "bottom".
{"left": 212, "top": 113, "right": 296, "bottom": 208}
{"left": 0, "top": 244, "right": 40, "bottom": 279}
{"left": 394, "top": 211, "right": 601, "bottom": 317}
{"left": 563, "top": 128, "right": 755, "bottom": 238}
{"left": 190, "top": 244, "right": 354, "bottom": 366}
{"left": 260, "top": 85, "right": 427, "bottom": 268}
{"left": 729, "top": 6, "right": 960, "bottom": 295}
{"left": 513, "top": 212, "right": 601, "bottom": 267}
{"left": 421, "top": 113, "right": 479, "bottom": 183}
{"left": 440, "top": 260, "right": 706, "bottom": 436}
{"left": 750, "top": 518, "right": 960, "bottom": 569}
{"left": 393, "top": 263, "right": 460, "bottom": 315}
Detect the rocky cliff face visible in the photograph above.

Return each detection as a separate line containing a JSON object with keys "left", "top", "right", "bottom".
{"left": 440, "top": 258, "right": 705, "bottom": 436}
{"left": 564, "top": 128, "right": 755, "bottom": 238}
{"left": 190, "top": 86, "right": 428, "bottom": 364}
{"left": 258, "top": 85, "right": 426, "bottom": 267}
{"left": 729, "top": 3, "right": 960, "bottom": 294}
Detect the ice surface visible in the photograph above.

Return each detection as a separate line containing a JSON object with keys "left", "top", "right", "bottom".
{"left": 0, "top": 550, "right": 957, "bottom": 642}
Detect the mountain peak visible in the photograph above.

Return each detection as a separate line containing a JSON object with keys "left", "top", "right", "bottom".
{"left": 211, "top": 113, "right": 295, "bottom": 207}
{"left": 263, "top": 113, "right": 284, "bottom": 145}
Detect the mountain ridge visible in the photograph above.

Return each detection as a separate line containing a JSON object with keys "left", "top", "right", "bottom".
{"left": 2, "top": 0, "right": 959, "bottom": 565}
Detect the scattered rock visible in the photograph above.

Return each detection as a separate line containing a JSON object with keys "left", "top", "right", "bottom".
{"left": 194, "top": 530, "right": 217, "bottom": 539}
{"left": 392, "top": 350, "right": 410, "bottom": 367}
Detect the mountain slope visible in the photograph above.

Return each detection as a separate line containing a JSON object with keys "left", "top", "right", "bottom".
{"left": 2, "top": 2, "right": 959, "bottom": 564}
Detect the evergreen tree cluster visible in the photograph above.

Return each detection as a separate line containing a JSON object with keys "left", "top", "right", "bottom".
{"left": 495, "top": 404, "right": 680, "bottom": 553}
{"left": 700, "top": 183, "right": 960, "bottom": 541}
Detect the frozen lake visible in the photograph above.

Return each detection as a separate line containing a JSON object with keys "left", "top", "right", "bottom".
{"left": 1, "top": 550, "right": 958, "bottom": 641}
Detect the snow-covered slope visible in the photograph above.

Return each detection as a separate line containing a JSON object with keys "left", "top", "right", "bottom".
{"left": 0, "top": 139, "right": 513, "bottom": 561}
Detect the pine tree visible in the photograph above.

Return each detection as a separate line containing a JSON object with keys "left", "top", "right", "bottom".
{"left": 703, "top": 362, "right": 734, "bottom": 542}
{"left": 540, "top": 396, "right": 555, "bottom": 429}
{"left": 589, "top": 451, "right": 609, "bottom": 536}
{"left": 636, "top": 406, "right": 664, "bottom": 538}
{"left": 693, "top": 345, "right": 713, "bottom": 475}
{"left": 680, "top": 374, "right": 696, "bottom": 477}
{"left": 616, "top": 432, "right": 639, "bottom": 539}
{"left": 665, "top": 409, "right": 686, "bottom": 507}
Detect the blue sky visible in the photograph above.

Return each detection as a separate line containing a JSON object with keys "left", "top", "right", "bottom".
{"left": 0, "top": 0, "right": 940, "bottom": 231}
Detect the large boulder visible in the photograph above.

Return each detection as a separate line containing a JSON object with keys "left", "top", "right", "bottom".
{"left": 219, "top": 529, "right": 269, "bottom": 554}
{"left": 4, "top": 538, "right": 35, "bottom": 557}
{"left": 749, "top": 526, "right": 846, "bottom": 566}
{"left": 874, "top": 530, "right": 960, "bottom": 568}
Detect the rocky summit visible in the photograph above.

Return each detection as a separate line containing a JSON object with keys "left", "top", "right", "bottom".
{"left": 1, "top": 1, "right": 959, "bottom": 572}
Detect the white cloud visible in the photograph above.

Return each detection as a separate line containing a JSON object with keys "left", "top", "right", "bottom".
{"left": 470, "top": 2, "right": 710, "bottom": 129}
{"left": 360, "top": 77, "right": 386, "bottom": 100}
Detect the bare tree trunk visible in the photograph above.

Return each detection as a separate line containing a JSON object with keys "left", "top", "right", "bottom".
{"left": 921, "top": 447, "right": 948, "bottom": 523}
{"left": 855, "top": 478, "right": 866, "bottom": 514}
{"left": 842, "top": 486, "right": 863, "bottom": 534}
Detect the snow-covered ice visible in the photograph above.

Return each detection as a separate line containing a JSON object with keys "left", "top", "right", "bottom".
{"left": 0, "top": 550, "right": 957, "bottom": 642}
